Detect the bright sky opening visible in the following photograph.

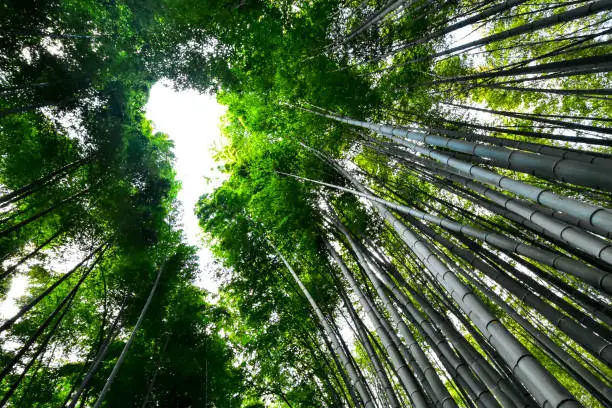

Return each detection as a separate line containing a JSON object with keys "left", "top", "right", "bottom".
{"left": 145, "top": 81, "right": 227, "bottom": 293}
{"left": 0, "top": 82, "right": 226, "bottom": 320}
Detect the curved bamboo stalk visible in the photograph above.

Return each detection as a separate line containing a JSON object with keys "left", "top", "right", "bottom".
{"left": 394, "top": 143, "right": 612, "bottom": 240}
{"left": 466, "top": 274, "right": 612, "bottom": 406}
{"left": 332, "top": 225, "right": 463, "bottom": 408}
{"left": 0, "top": 186, "right": 91, "bottom": 238}
{"left": 443, "top": 118, "right": 612, "bottom": 147}
{"left": 364, "top": 112, "right": 612, "bottom": 189}
{"left": 427, "top": 165, "right": 612, "bottom": 264}
{"left": 460, "top": 83, "right": 612, "bottom": 97}
{"left": 362, "top": 245, "right": 508, "bottom": 408}
{"left": 67, "top": 296, "right": 128, "bottom": 408}
{"left": 419, "top": 125, "right": 612, "bottom": 168}
{"left": 362, "top": 240, "right": 535, "bottom": 407}
{"left": 322, "top": 155, "right": 582, "bottom": 408}
{"left": 0, "top": 157, "right": 89, "bottom": 206}
{"left": 269, "top": 240, "right": 376, "bottom": 408}
{"left": 325, "top": 240, "right": 432, "bottom": 408}
{"left": 443, "top": 102, "right": 612, "bottom": 136}
{"left": 0, "top": 244, "right": 106, "bottom": 334}
{"left": 341, "top": 290, "right": 402, "bottom": 408}
{"left": 0, "top": 286, "right": 77, "bottom": 407}
{"left": 391, "top": 0, "right": 530, "bottom": 53}
{"left": 344, "top": 0, "right": 408, "bottom": 42}
{"left": 407, "top": 216, "right": 612, "bottom": 367}
{"left": 300, "top": 107, "right": 612, "bottom": 234}
{"left": 0, "top": 227, "right": 67, "bottom": 281}
{"left": 281, "top": 171, "right": 612, "bottom": 296}
{"left": 92, "top": 264, "right": 165, "bottom": 408}
{"left": 0, "top": 250, "right": 101, "bottom": 386}
{"left": 385, "top": 273, "right": 530, "bottom": 408}
{"left": 430, "top": 54, "right": 612, "bottom": 86}
{"left": 386, "top": 0, "right": 612, "bottom": 66}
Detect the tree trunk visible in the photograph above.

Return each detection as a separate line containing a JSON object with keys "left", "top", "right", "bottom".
{"left": 0, "top": 156, "right": 90, "bottom": 206}
{"left": 91, "top": 264, "right": 165, "bottom": 408}
{"left": 67, "top": 296, "right": 128, "bottom": 408}
{"left": 0, "top": 244, "right": 106, "bottom": 333}
{"left": 324, "top": 240, "right": 432, "bottom": 408}
{"left": 322, "top": 153, "right": 582, "bottom": 408}
{"left": 300, "top": 108, "right": 612, "bottom": 234}
{"left": 0, "top": 186, "right": 92, "bottom": 238}
{"left": 338, "top": 275, "right": 402, "bottom": 408}
{"left": 0, "top": 250, "right": 101, "bottom": 385}
{"left": 282, "top": 171, "right": 612, "bottom": 296}
{"left": 391, "top": 0, "right": 529, "bottom": 53}
{"left": 268, "top": 239, "right": 375, "bottom": 408}
{"left": 443, "top": 102, "right": 612, "bottom": 136}
{"left": 0, "top": 285, "right": 77, "bottom": 406}
{"left": 414, "top": 1, "right": 611, "bottom": 61}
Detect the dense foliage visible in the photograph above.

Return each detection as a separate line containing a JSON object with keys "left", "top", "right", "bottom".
{"left": 1, "top": 0, "right": 611, "bottom": 407}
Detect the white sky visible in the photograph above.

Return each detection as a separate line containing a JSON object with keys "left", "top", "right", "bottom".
{"left": 145, "top": 81, "right": 227, "bottom": 293}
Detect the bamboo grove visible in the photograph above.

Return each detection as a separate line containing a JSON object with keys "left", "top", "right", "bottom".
{"left": 1, "top": 0, "right": 612, "bottom": 407}
{"left": 0, "top": 1, "right": 244, "bottom": 406}
{"left": 198, "top": 0, "right": 612, "bottom": 406}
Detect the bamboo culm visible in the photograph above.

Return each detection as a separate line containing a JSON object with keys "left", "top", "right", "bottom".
{"left": 324, "top": 240, "right": 432, "bottom": 408}
{"left": 91, "top": 264, "right": 165, "bottom": 408}
{"left": 269, "top": 240, "right": 375, "bottom": 408}
{"left": 281, "top": 171, "right": 612, "bottom": 296}
{"left": 67, "top": 296, "right": 128, "bottom": 408}
{"left": 300, "top": 107, "right": 612, "bottom": 234}
{"left": 322, "top": 153, "right": 582, "bottom": 408}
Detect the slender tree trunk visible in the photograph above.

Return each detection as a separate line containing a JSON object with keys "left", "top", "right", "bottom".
{"left": 320, "top": 327, "right": 362, "bottom": 408}
{"left": 282, "top": 171, "right": 612, "bottom": 296}
{"left": 443, "top": 102, "right": 612, "bottom": 136}
{"left": 463, "top": 83, "right": 612, "bottom": 96}
{"left": 300, "top": 108, "right": 612, "bottom": 234}
{"left": 91, "top": 264, "right": 165, "bottom": 408}
{"left": 444, "top": 118, "right": 612, "bottom": 147}
{"left": 391, "top": 0, "right": 529, "bottom": 53}
{"left": 0, "top": 156, "right": 90, "bottom": 206}
{"left": 322, "top": 153, "right": 582, "bottom": 408}
{"left": 298, "top": 333, "right": 349, "bottom": 407}
{"left": 332, "top": 222, "right": 466, "bottom": 407}
{"left": 406, "top": 214, "right": 612, "bottom": 366}
{"left": 268, "top": 239, "right": 375, "bottom": 408}
{"left": 140, "top": 334, "right": 171, "bottom": 408}
{"left": 330, "top": 314, "right": 378, "bottom": 406}
{"left": 0, "top": 250, "right": 101, "bottom": 385}
{"left": 416, "top": 124, "right": 612, "bottom": 167}
{"left": 344, "top": 0, "right": 408, "bottom": 42}
{"left": 323, "top": 240, "right": 432, "bottom": 408}
{"left": 466, "top": 273, "right": 612, "bottom": 406}
{"left": 378, "top": 115, "right": 612, "bottom": 189}
{"left": 405, "top": 1, "right": 612, "bottom": 62}
{"left": 0, "top": 226, "right": 67, "bottom": 280}
{"left": 0, "top": 285, "right": 77, "bottom": 407}
{"left": 361, "top": 239, "right": 523, "bottom": 408}
{"left": 0, "top": 244, "right": 106, "bottom": 333}
{"left": 0, "top": 186, "right": 92, "bottom": 238}
{"left": 426, "top": 165, "right": 612, "bottom": 261}
{"left": 338, "top": 274, "right": 402, "bottom": 407}
{"left": 67, "top": 296, "right": 128, "bottom": 408}
{"left": 429, "top": 54, "right": 612, "bottom": 85}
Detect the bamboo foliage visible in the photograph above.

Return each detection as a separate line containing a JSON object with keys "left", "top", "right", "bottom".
{"left": 200, "top": 0, "right": 612, "bottom": 406}
{"left": 272, "top": 106, "right": 612, "bottom": 405}
{"left": 2, "top": 0, "right": 612, "bottom": 406}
